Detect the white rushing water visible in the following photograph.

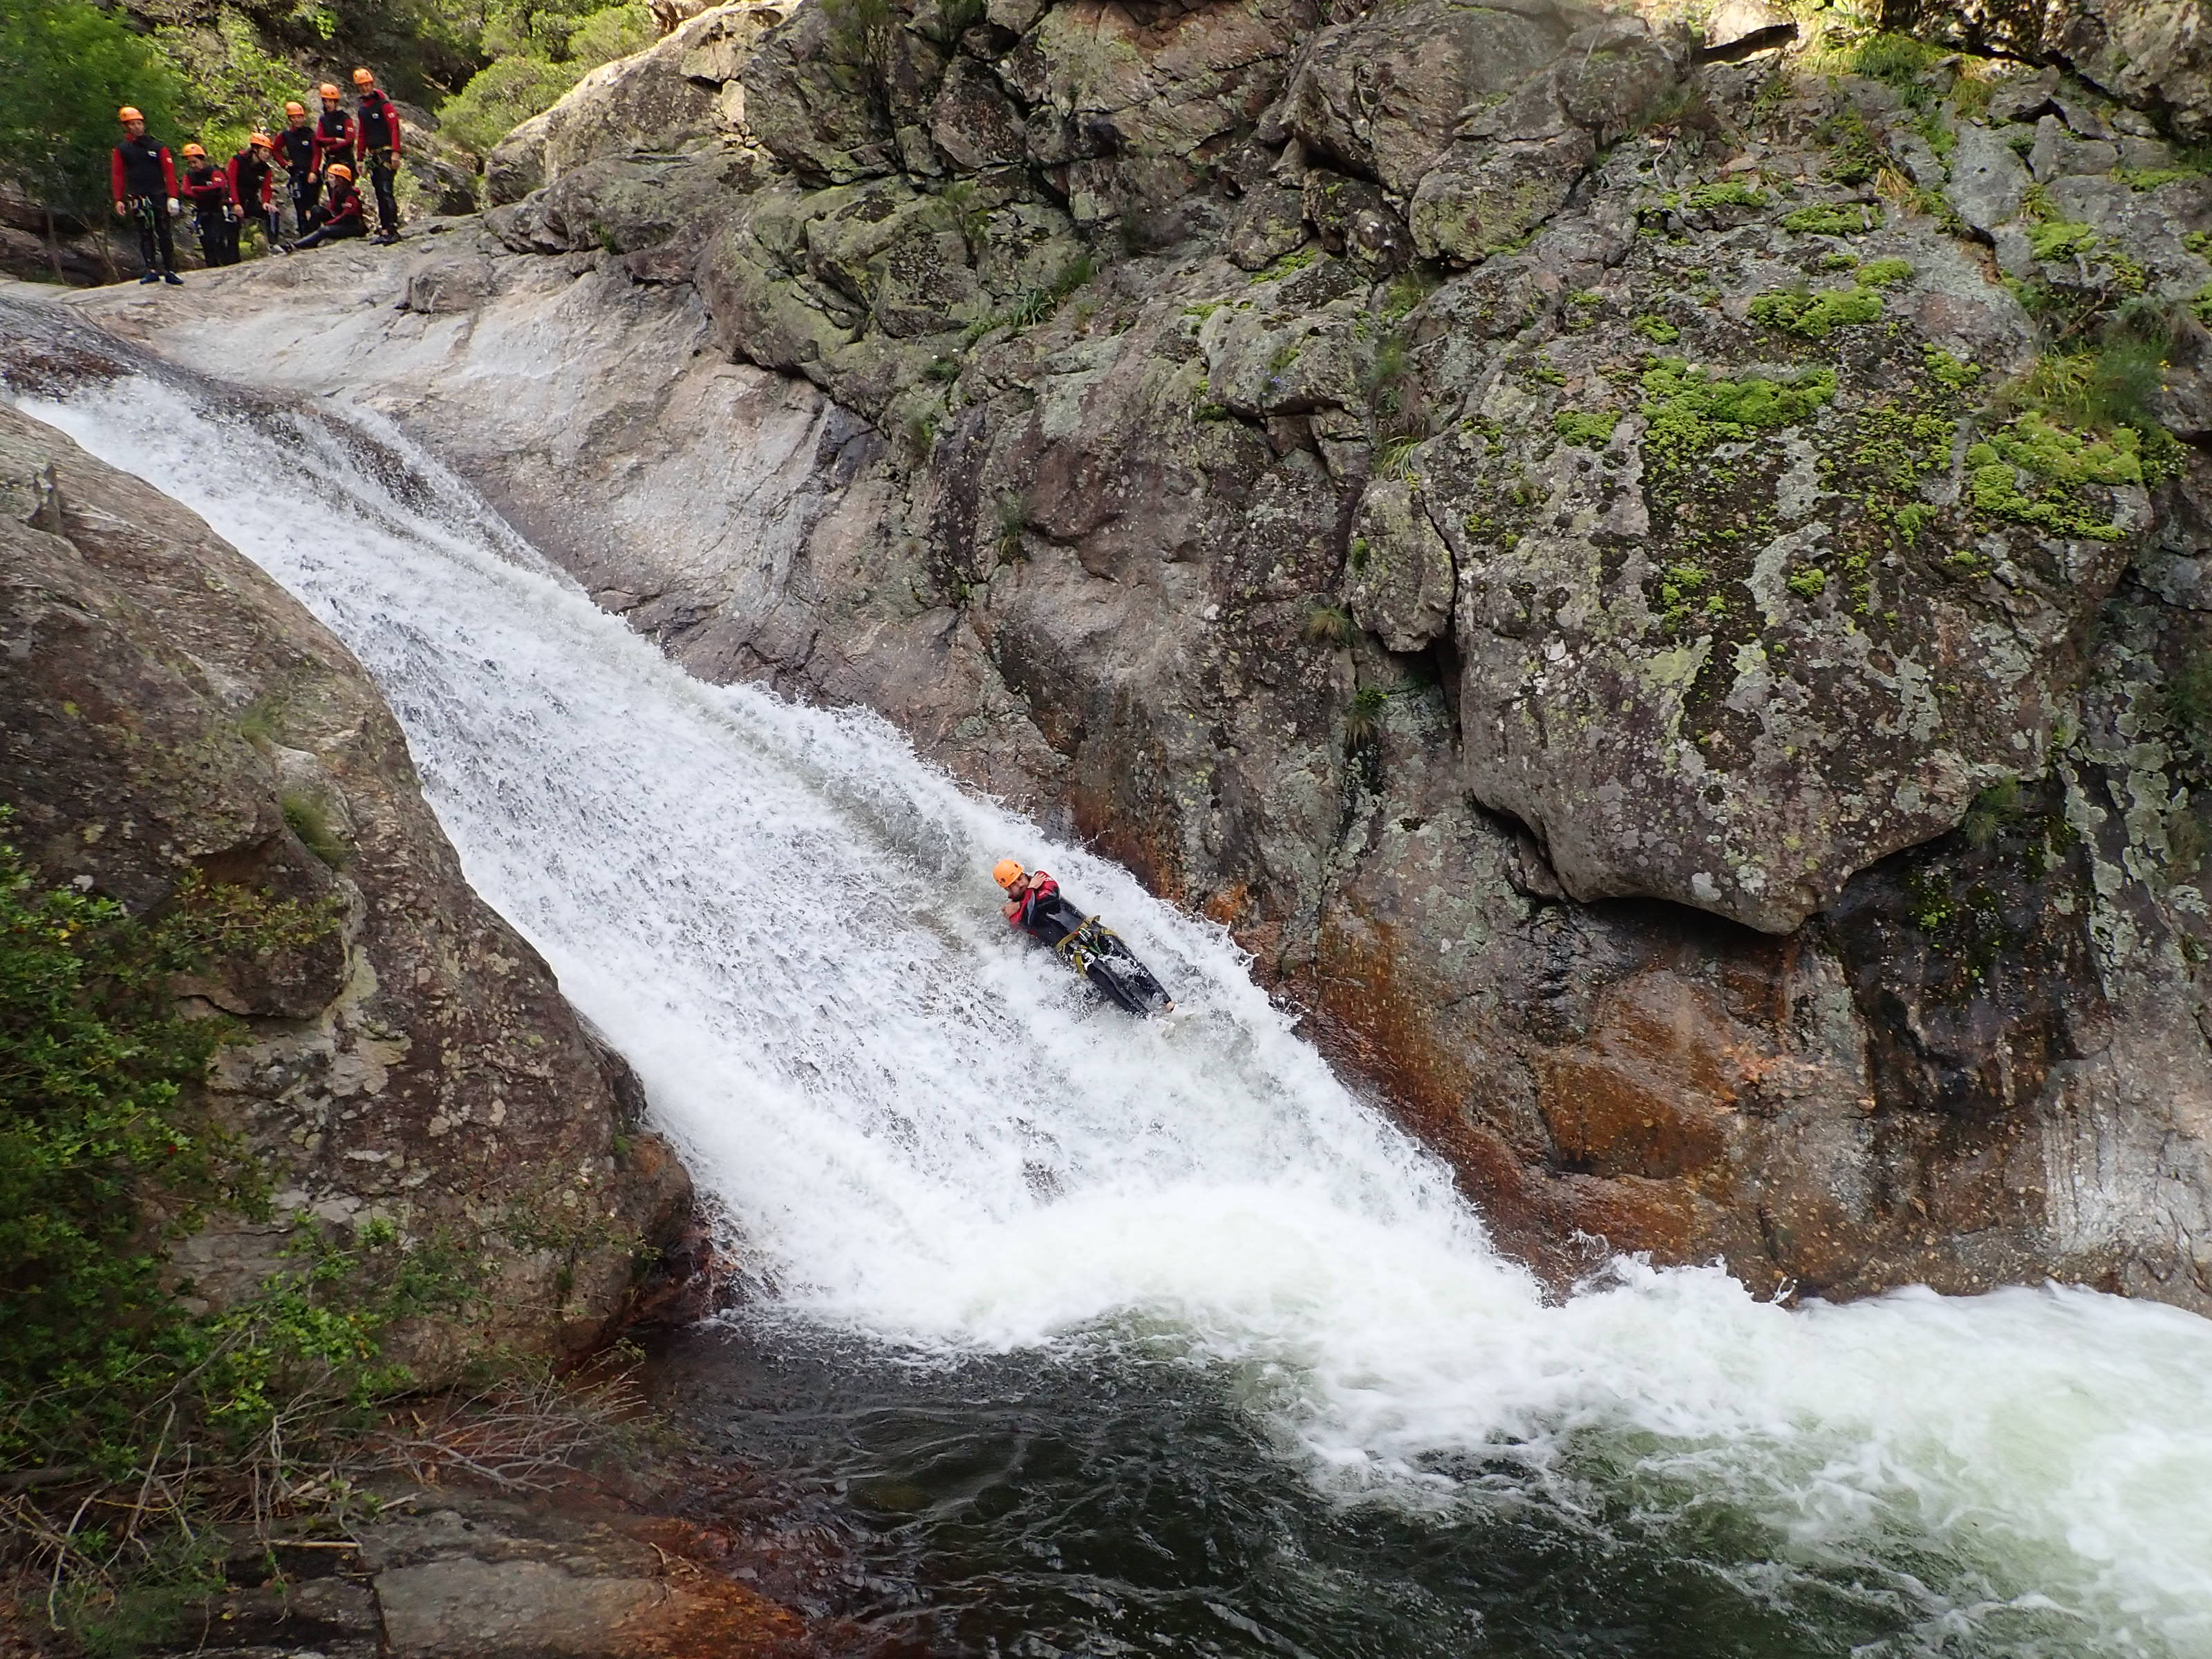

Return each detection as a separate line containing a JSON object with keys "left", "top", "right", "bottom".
{"left": 23, "top": 373, "right": 2212, "bottom": 1656}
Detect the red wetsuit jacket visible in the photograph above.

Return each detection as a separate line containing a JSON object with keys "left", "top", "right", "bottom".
{"left": 1009, "top": 874, "right": 1060, "bottom": 932}
{"left": 228, "top": 149, "right": 276, "bottom": 212}
{"left": 110, "top": 135, "right": 178, "bottom": 204}
{"left": 180, "top": 163, "right": 236, "bottom": 212}
{"left": 317, "top": 177, "right": 365, "bottom": 230}
{"left": 312, "top": 109, "right": 358, "bottom": 173}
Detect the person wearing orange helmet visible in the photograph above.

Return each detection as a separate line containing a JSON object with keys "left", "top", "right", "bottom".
{"left": 350, "top": 67, "right": 404, "bottom": 244}
{"left": 178, "top": 141, "right": 239, "bottom": 266}
{"left": 311, "top": 82, "right": 358, "bottom": 180}
{"left": 276, "top": 100, "right": 317, "bottom": 235}
{"left": 109, "top": 106, "right": 181, "bottom": 284}
{"left": 995, "top": 859, "right": 1080, "bottom": 945}
{"left": 990, "top": 859, "right": 1176, "bottom": 1013}
{"left": 228, "top": 132, "right": 281, "bottom": 255}
{"left": 289, "top": 160, "right": 366, "bottom": 250}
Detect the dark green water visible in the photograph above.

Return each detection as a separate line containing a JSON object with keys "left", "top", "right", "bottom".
{"left": 647, "top": 1320, "right": 2104, "bottom": 1659}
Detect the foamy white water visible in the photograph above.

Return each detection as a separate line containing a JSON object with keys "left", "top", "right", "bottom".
{"left": 23, "top": 372, "right": 2212, "bottom": 1656}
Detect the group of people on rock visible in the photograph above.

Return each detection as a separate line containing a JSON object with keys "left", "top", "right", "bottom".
{"left": 109, "top": 69, "right": 404, "bottom": 285}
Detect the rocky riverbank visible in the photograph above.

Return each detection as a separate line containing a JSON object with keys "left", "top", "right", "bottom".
{"left": 46, "top": 0, "right": 2212, "bottom": 1313}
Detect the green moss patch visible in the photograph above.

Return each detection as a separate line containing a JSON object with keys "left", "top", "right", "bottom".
{"left": 1747, "top": 283, "right": 1885, "bottom": 339}
{"left": 1781, "top": 203, "right": 1882, "bottom": 236}
{"left": 1553, "top": 409, "right": 1620, "bottom": 447}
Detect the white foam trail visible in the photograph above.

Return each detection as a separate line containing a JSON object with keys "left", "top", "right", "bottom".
{"left": 24, "top": 376, "right": 2212, "bottom": 1656}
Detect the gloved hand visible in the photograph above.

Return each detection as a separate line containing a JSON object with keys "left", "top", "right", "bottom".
{"left": 166, "top": 197, "right": 180, "bottom": 216}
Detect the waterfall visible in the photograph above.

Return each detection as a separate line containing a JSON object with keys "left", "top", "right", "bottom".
{"left": 19, "top": 366, "right": 2212, "bottom": 1658}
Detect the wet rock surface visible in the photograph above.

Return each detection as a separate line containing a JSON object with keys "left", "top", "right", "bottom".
{"left": 50, "top": 1, "right": 2212, "bottom": 1312}
{"left": 133, "top": 1488, "right": 818, "bottom": 1659}
{"left": 0, "top": 363, "right": 695, "bottom": 1378}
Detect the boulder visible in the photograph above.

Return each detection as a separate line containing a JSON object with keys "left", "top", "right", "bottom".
{"left": 488, "top": 1, "right": 788, "bottom": 205}
{"left": 1347, "top": 478, "right": 1455, "bottom": 651}
{"left": 1409, "top": 129, "right": 1595, "bottom": 264}
{"left": 1882, "top": 0, "right": 2212, "bottom": 141}
{"left": 1273, "top": 0, "right": 1582, "bottom": 198}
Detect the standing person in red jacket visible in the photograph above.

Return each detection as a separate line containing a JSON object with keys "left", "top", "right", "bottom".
{"left": 109, "top": 106, "right": 181, "bottom": 285}
{"left": 350, "top": 67, "right": 403, "bottom": 245}
{"left": 276, "top": 100, "right": 317, "bottom": 235}
{"left": 178, "top": 142, "right": 238, "bottom": 267}
{"left": 312, "top": 83, "right": 358, "bottom": 180}
{"left": 228, "top": 133, "right": 281, "bottom": 256}
{"left": 290, "top": 161, "right": 366, "bottom": 250}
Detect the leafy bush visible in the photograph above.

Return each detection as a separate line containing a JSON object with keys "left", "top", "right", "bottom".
{"left": 438, "top": 1, "right": 649, "bottom": 157}
{"left": 0, "top": 0, "right": 185, "bottom": 236}
{"left": 438, "top": 54, "right": 581, "bottom": 155}
{"left": 0, "top": 820, "right": 341, "bottom": 1470}
{"left": 152, "top": 8, "right": 301, "bottom": 163}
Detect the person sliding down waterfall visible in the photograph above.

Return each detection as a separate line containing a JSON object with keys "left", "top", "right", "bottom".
{"left": 289, "top": 163, "right": 364, "bottom": 249}
{"left": 109, "top": 107, "right": 181, "bottom": 285}
{"left": 993, "top": 860, "right": 1175, "bottom": 1015}
{"left": 350, "top": 68, "right": 403, "bottom": 244}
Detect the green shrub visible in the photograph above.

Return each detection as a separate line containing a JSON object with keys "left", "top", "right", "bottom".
{"left": 1858, "top": 256, "right": 1914, "bottom": 287}
{"left": 1632, "top": 312, "right": 1680, "bottom": 344}
{"left": 1786, "top": 566, "right": 1828, "bottom": 599}
{"left": 281, "top": 791, "right": 350, "bottom": 870}
{"left": 438, "top": 54, "right": 580, "bottom": 155}
{"left": 438, "top": 1, "right": 648, "bottom": 156}
{"left": 2011, "top": 343, "right": 2167, "bottom": 434}
{"left": 0, "top": 0, "right": 185, "bottom": 236}
{"left": 0, "top": 820, "right": 348, "bottom": 1469}
{"left": 1850, "top": 31, "right": 1947, "bottom": 90}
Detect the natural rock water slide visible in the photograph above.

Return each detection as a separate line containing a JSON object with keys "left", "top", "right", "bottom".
{"left": 56, "top": 0, "right": 2212, "bottom": 1320}
{"left": 10, "top": 303, "right": 2212, "bottom": 1654}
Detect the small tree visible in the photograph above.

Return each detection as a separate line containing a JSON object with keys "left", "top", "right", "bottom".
{"left": 0, "top": 0, "right": 184, "bottom": 280}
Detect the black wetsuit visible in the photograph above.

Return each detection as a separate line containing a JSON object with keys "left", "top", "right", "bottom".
{"left": 293, "top": 176, "right": 366, "bottom": 248}
{"left": 356, "top": 88, "right": 401, "bottom": 236}
{"left": 181, "top": 162, "right": 236, "bottom": 265}
{"left": 111, "top": 134, "right": 177, "bottom": 276}
{"left": 277, "top": 124, "right": 317, "bottom": 231}
{"left": 1011, "top": 878, "right": 1085, "bottom": 948}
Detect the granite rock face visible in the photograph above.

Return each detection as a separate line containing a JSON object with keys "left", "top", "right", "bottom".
{"left": 0, "top": 376, "right": 693, "bottom": 1380}
{"left": 57, "top": 1, "right": 2212, "bottom": 1312}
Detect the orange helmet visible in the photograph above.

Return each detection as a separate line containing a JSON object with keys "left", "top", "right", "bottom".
{"left": 992, "top": 859, "right": 1025, "bottom": 890}
{"left": 181, "top": 142, "right": 206, "bottom": 158}
{"left": 326, "top": 162, "right": 353, "bottom": 182}
{"left": 319, "top": 82, "right": 341, "bottom": 100}
{"left": 351, "top": 67, "right": 375, "bottom": 85}
{"left": 284, "top": 100, "right": 307, "bottom": 117}
{"left": 118, "top": 105, "right": 143, "bottom": 122}
{"left": 250, "top": 131, "right": 274, "bottom": 149}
